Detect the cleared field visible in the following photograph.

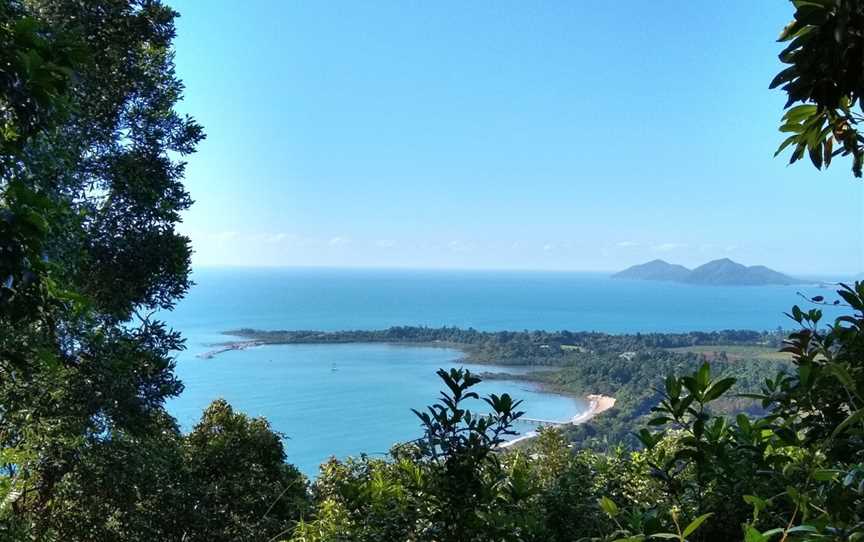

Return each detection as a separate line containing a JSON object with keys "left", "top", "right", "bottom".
{"left": 666, "top": 344, "right": 792, "bottom": 362}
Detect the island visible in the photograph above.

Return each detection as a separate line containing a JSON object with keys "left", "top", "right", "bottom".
{"left": 613, "top": 257, "right": 801, "bottom": 285}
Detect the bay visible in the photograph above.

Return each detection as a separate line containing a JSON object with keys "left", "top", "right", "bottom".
{"left": 170, "top": 343, "right": 582, "bottom": 476}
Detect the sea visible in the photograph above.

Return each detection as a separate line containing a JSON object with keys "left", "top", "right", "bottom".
{"left": 163, "top": 267, "right": 844, "bottom": 476}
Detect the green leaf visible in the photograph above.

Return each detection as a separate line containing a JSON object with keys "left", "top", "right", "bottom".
{"left": 704, "top": 377, "right": 736, "bottom": 402}
{"left": 760, "top": 528, "right": 785, "bottom": 540}
{"left": 744, "top": 525, "right": 765, "bottom": 542}
{"left": 779, "top": 122, "right": 805, "bottom": 133}
{"left": 838, "top": 289, "right": 864, "bottom": 310}
{"left": 743, "top": 494, "right": 767, "bottom": 511}
{"left": 782, "top": 104, "right": 818, "bottom": 121}
{"left": 696, "top": 363, "right": 710, "bottom": 390}
{"left": 769, "top": 66, "right": 797, "bottom": 88}
{"left": 826, "top": 362, "right": 856, "bottom": 390}
{"left": 786, "top": 525, "right": 818, "bottom": 534}
{"left": 783, "top": 104, "right": 819, "bottom": 122}
{"left": 812, "top": 469, "right": 840, "bottom": 481}
{"left": 599, "top": 496, "right": 619, "bottom": 518}
{"left": 792, "top": 305, "right": 803, "bottom": 322}
{"left": 648, "top": 416, "right": 672, "bottom": 426}
{"left": 832, "top": 408, "right": 864, "bottom": 437}
{"left": 808, "top": 142, "right": 823, "bottom": 168}
{"left": 774, "top": 134, "right": 799, "bottom": 156}
{"left": 682, "top": 513, "right": 713, "bottom": 539}
{"left": 824, "top": 137, "right": 833, "bottom": 167}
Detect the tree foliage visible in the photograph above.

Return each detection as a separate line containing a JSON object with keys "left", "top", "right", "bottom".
{"left": 1, "top": 0, "right": 199, "bottom": 532}
{"left": 0, "top": 2, "right": 308, "bottom": 540}
{"left": 773, "top": 0, "right": 864, "bottom": 176}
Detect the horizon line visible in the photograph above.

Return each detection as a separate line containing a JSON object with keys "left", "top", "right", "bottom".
{"left": 189, "top": 263, "right": 859, "bottom": 278}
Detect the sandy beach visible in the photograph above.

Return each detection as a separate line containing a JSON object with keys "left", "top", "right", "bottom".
{"left": 499, "top": 393, "right": 616, "bottom": 449}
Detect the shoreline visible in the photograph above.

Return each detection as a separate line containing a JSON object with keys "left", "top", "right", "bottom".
{"left": 195, "top": 338, "right": 617, "bottom": 441}
{"left": 498, "top": 393, "right": 616, "bottom": 449}
{"left": 196, "top": 339, "right": 470, "bottom": 360}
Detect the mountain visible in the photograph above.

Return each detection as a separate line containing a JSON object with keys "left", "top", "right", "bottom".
{"left": 685, "top": 258, "right": 799, "bottom": 285}
{"left": 614, "top": 258, "right": 800, "bottom": 286}
{"left": 612, "top": 259, "right": 692, "bottom": 282}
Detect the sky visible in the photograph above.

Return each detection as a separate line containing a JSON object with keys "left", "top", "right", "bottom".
{"left": 171, "top": 0, "right": 863, "bottom": 275}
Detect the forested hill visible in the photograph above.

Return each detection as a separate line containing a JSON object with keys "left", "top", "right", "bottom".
{"left": 612, "top": 259, "right": 691, "bottom": 281}
{"left": 613, "top": 257, "right": 800, "bottom": 285}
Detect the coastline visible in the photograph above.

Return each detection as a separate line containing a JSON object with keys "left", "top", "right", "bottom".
{"left": 195, "top": 337, "right": 617, "bottom": 445}
{"left": 196, "top": 339, "right": 467, "bottom": 360}
{"left": 498, "top": 393, "right": 616, "bottom": 449}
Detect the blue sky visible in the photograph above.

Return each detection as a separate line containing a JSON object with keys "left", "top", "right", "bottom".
{"left": 171, "top": 0, "right": 863, "bottom": 274}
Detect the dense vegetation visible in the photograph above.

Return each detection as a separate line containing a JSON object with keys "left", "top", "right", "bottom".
{"left": 2, "top": 0, "right": 863, "bottom": 540}
{"left": 772, "top": 0, "right": 864, "bottom": 176}
{"left": 231, "top": 326, "right": 786, "bottom": 365}
{"left": 0, "top": 1, "right": 305, "bottom": 540}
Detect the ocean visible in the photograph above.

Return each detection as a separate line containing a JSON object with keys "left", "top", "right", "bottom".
{"left": 163, "top": 267, "right": 842, "bottom": 475}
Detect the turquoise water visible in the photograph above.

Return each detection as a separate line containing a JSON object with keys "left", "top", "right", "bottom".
{"left": 169, "top": 267, "right": 842, "bottom": 336}
{"left": 170, "top": 343, "right": 582, "bottom": 475}
{"left": 164, "top": 267, "right": 843, "bottom": 476}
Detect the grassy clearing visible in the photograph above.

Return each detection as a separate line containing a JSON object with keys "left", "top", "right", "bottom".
{"left": 666, "top": 344, "right": 792, "bottom": 362}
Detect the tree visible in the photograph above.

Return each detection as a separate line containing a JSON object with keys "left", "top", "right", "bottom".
{"left": 1, "top": 3, "right": 319, "bottom": 539}
{"left": 772, "top": 0, "right": 864, "bottom": 176}
{"left": 183, "top": 399, "right": 309, "bottom": 542}
{"left": 0, "top": 0, "right": 202, "bottom": 535}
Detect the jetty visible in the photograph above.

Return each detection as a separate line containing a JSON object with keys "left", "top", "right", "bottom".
{"left": 518, "top": 417, "right": 570, "bottom": 427}
{"left": 196, "top": 340, "right": 264, "bottom": 359}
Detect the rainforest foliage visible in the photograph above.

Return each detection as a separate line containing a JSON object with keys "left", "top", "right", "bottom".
{"left": 231, "top": 326, "right": 786, "bottom": 366}
{"left": 2, "top": 0, "right": 863, "bottom": 541}
{"left": 0, "top": 1, "right": 306, "bottom": 540}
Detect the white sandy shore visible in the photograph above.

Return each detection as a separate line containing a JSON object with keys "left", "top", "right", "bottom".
{"left": 498, "top": 394, "right": 616, "bottom": 449}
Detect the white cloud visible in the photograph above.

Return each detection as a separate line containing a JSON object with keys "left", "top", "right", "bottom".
{"left": 652, "top": 242, "right": 687, "bottom": 252}
{"left": 266, "top": 232, "right": 293, "bottom": 243}
{"left": 543, "top": 243, "right": 555, "bottom": 252}
{"left": 328, "top": 236, "right": 351, "bottom": 247}
{"left": 375, "top": 239, "right": 397, "bottom": 248}
{"left": 725, "top": 244, "right": 738, "bottom": 252}
{"left": 209, "top": 231, "right": 238, "bottom": 243}
{"left": 616, "top": 241, "right": 639, "bottom": 248}
{"left": 448, "top": 240, "right": 473, "bottom": 253}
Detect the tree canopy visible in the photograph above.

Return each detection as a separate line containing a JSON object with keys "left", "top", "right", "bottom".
{"left": 773, "top": 0, "right": 864, "bottom": 176}
{"left": 0, "top": 2, "right": 304, "bottom": 540}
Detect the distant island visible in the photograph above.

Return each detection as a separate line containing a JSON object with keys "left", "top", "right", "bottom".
{"left": 613, "top": 258, "right": 801, "bottom": 286}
